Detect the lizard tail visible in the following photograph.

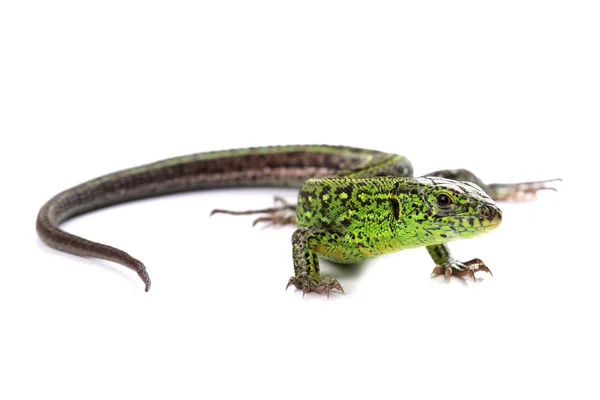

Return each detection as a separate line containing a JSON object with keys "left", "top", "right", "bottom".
{"left": 36, "top": 145, "right": 399, "bottom": 290}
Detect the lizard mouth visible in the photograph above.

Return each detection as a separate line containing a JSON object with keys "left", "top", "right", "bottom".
{"left": 482, "top": 213, "right": 502, "bottom": 231}
{"left": 483, "top": 222, "right": 501, "bottom": 232}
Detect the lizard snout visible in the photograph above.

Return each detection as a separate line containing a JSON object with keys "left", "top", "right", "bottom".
{"left": 481, "top": 204, "right": 502, "bottom": 229}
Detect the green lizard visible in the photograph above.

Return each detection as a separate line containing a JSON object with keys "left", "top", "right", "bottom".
{"left": 36, "top": 145, "right": 556, "bottom": 295}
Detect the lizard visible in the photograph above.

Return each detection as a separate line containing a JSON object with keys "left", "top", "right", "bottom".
{"left": 36, "top": 145, "right": 557, "bottom": 295}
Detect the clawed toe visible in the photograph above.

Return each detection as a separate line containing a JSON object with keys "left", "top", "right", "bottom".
{"left": 317, "top": 277, "right": 345, "bottom": 298}
{"left": 252, "top": 214, "right": 295, "bottom": 227}
{"left": 286, "top": 276, "right": 344, "bottom": 298}
{"left": 431, "top": 258, "right": 493, "bottom": 282}
{"left": 473, "top": 264, "right": 493, "bottom": 277}
{"left": 431, "top": 265, "right": 452, "bottom": 280}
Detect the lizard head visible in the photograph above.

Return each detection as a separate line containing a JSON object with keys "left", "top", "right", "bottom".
{"left": 397, "top": 177, "right": 502, "bottom": 245}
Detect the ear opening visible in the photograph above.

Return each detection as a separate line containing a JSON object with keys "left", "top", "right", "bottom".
{"left": 390, "top": 197, "right": 400, "bottom": 220}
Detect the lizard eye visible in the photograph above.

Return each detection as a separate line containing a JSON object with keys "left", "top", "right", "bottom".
{"left": 436, "top": 193, "right": 452, "bottom": 207}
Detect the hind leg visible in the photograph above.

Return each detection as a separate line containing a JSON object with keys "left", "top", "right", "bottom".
{"left": 210, "top": 196, "right": 297, "bottom": 226}
{"left": 423, "top": 168, "right": 560, "bottom": 201}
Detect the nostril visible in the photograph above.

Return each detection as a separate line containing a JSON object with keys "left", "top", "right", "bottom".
{"left": 482, "top": 206, "right": 492, "bottom": 218}
{"left": 482, "top": 205, "right": 501, "bottom": 221}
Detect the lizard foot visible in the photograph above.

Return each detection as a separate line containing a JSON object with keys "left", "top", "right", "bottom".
{"left": 211, "top": 196, "right": 296, "bottom": 227}
{"left": 431, "top": 258, "right": 493, "bottom": 282}
{"left": 286, "top": 276, "right": 344, "bottom": 298}
{"left": 489, "top": 179, "right": 562, "bottom": 201}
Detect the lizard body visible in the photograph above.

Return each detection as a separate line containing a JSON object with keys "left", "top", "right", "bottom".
{"left": 36, "top": 145, "right": 553, "bottom": 294}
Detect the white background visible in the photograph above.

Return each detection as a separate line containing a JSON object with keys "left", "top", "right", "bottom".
{"left": 1, "top": 1, "right": 597, "bottom": 399}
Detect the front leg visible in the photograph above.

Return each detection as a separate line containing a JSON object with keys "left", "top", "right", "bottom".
{"left": 287, "top": 227, "right": 344, "bottom": 297}
{"left": 423, "top": 169, "right": 557, "bottom": 281}
{"left": 427, "top": 244, "right": 492, "bottom": 282}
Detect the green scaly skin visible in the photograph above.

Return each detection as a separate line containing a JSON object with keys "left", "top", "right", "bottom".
{"left": 37, "top": 145, "right": 556, "bottom": 294}
{"left": 288, "top": 176, "right": 501, "bottom": 295}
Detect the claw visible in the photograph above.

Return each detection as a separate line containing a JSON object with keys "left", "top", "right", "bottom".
{"left": 252, "top": 217, "right": 272, "bottom": 227}
{"left": 467, "top": 269, "right": 476, "bottom": 283}
{"left": 273, "top": 196, "right": 293, "bottom": 207}
{"left": 477, "top": 264, "right": 493, "bottom": 277}
{"left": 285, "top": 277, "right": 295, "bottom": 291}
